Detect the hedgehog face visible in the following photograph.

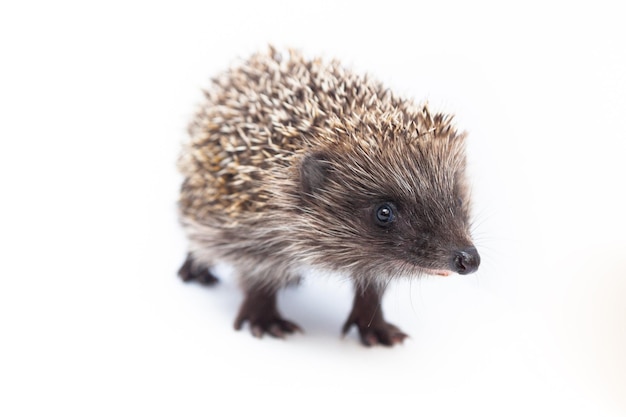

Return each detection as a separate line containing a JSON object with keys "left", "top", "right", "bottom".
{"left": 358, "top": 191, "right": 478, "bottom": 277}
{"left": 299, "top": 137, "right": 480, "bottom": 277}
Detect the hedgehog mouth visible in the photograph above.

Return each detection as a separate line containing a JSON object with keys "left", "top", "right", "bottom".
{"left": 421, "top": 268, "right": 452, "bottom": 277}
{"left": 397, "top": 258, "right": 454, "bottom": 277}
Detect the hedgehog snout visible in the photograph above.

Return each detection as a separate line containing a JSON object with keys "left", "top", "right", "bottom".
{"left": 451, "top": 246, "right": 480, "bottom": 275}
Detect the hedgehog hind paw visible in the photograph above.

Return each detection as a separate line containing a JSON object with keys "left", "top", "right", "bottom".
{"left": 178, "top": 254, "right": 218, "bottom": 285}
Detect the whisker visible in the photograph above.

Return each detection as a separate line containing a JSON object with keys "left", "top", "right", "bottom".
{"left": 367, "top": 277, "right": 393, "bottom": 327}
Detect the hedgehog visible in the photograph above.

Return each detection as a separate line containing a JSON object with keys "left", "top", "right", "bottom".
{"left": 177, "top": 47, "right": 480, "bottom": 347}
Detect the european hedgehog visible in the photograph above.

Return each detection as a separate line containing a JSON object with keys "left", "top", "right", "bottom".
{"left": 177, "top": 47, "right": 480, "bottom": 346}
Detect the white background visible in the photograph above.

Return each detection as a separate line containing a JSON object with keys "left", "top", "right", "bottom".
{"left": 1, "top": 1, "right": 625, "bottom": 416}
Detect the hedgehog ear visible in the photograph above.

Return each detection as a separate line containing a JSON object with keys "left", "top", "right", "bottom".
{"left": 300, "top": 151, "right": 332, "bottom": 196}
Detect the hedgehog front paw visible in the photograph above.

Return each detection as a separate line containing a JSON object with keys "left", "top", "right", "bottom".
{"left": 343, "top": 285, "right": 408, "bottom": 347}
{"left": 234, "top": 291, "right": 302, "bottom": 339}
{"left": 342, "top": 314, "right": 408, "bottom": 347}
{"left": 235, "top": 314, "right": 302, "bottom": 339}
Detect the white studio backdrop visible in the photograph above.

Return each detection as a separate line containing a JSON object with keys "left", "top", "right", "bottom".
{"left": 1, "top": 1, "right": 624, "bottom": 416}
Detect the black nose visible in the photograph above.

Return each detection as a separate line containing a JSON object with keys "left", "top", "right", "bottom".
{"left": 452, "top": 247, "right": 480, "bottom": 275}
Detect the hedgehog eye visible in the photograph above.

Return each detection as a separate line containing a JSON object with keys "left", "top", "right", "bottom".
{"left": 375, "top": 203, "right": 395, "bottom": 225}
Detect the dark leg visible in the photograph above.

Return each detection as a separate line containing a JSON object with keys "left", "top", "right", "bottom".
{"left": 342, "top": 284, "right": 408, "bottom": 347}
{"left": 178, "top": 253, "right": 218, "bottom": 285}
{"left": 234, "top": 287, "right": 302, "bottom": 338}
